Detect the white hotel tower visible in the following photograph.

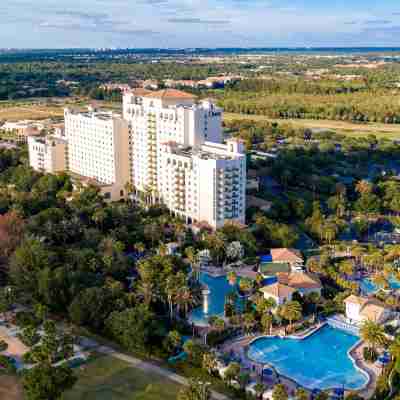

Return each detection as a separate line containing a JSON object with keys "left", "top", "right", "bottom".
{"left": 123, "top": 89, "right": 246, "bottom": 229}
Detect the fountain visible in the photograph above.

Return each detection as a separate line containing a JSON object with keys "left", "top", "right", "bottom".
{"left": 202, "top": 286, "right": 211, "bottom": 315}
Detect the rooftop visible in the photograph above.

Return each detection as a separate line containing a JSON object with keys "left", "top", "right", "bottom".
{"left": 260, "top": 282, "right": 296, "bottom": 298}
{"left": 271, "top": 248, "right": 303, "bottom": 263}
{"left": 277, "top": 272, "right": 322, "bottom": 290}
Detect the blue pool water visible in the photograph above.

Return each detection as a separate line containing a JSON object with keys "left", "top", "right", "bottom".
{"left": 247, "top": 325, "right": 368, "bottom": 390}
{"left": 189, "top": 272, "right": 240, "bottom": 326}
{"left": 360, "top": 276, "right": 400, "bottom": 294}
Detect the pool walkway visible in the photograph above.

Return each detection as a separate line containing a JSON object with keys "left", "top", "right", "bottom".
{"left": 95, "top": 344, "right": 231, "bottom": 400}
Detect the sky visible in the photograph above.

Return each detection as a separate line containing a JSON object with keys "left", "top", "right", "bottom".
{"left": 1, "top": 0, "right": 400, "bottom": 48}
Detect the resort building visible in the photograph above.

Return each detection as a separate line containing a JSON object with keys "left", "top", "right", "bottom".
{"left": 123, "top": 88, "right": 246, "bottom": 229}
{"left": 344, "top": 295, "right": 390, "bottom": 324}
{"left": 2, "top": 121, "right": 40, "bottom": 143}
{"left": 28, "top": 135, "right": 68, "bottom": 174}
{"left": 259, "top": 283, "right": 295, "bottom": 306}
{"left": 64, "top": 107, "right": 130, "bottom": 201}
{"left": 276, "top": 272, "right": 322, "bottom": 296}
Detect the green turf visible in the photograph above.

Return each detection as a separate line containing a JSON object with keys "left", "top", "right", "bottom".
{"left": 62, "top": 354, "right": 182, "bottom": 400}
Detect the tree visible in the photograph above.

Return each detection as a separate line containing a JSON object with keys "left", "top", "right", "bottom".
{"left": 295, "top": 388, "right": 309, "bottom": 400}
{"left": 202, "top": 352, "right": 218, "bottom": 375}
{"left": 163, "top": 330, "right": 182, "bottom": 355}
{"left": 227, "top": 271, "right": 237, "bottom": 286}
{"left": 226, "top": 241, "right": 243, "bottom": 262}
{"left": 18, "top": 325, "right": 40, "bottom": 347}
{"left": 22, "top": 363, "right": 76, "bottom": 400}
{"left": 223, "top": 362, "right": 241, "bottom": 385}
{"left": 0, "top": 340, "right": 8, "bottom": 352}
{"left": 272, "top": 384, "right": 288, "bottom": 400}
{"left": 261, "top": 313, "right": 274, "bottom": 335}
{"left": 278, "top": 301, "right": 302, "bottom": 332}
{"left": 177, "top": 378, "right": 211, "bottom": 400}
{"left": 254, "top": 382, "right": 266, "bottom": 400}
{"left": 360, "top": 320, "right": 387, "bottom": 354}
{"left": 106, "top": 305, "right": 163, "bottom": 354}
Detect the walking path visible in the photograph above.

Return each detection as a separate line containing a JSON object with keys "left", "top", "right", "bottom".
{"left": 96, "top": 345, "right": 230, "bottom": 400}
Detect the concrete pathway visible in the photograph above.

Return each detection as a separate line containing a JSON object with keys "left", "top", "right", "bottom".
{"left": 96, "top": 345, "right": 230, "bottom": 400}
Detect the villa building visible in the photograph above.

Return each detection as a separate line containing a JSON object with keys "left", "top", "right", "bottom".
{"left": 276, "top": 272, "right": 322, "bottom": 296}
{"left": 344, "top": 295, "right": 390, "bottom": 324}
{"left": 259, "top": 283, "right": 296, "bottom": 306}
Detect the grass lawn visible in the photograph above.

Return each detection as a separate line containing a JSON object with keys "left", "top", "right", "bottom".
{"left": 62, "top": 354, "right": 182, "bottom": 400}
{"left": 0, "top": 375, "right": 23, "bottom": 400}
{"left": 224, "top": 113, "right": 400, "bottom": 140}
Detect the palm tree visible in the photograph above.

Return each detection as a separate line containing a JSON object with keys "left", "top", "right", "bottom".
{"left": 165, "top": 277, "right": 178, "bottom": 319}
{"left": 177, "top": 285, "right": 194, "bottom": 317}
{"left": 202, "top": 352, "right": 218, "bottom": 375}
{"left": 185, "top": 247, "right": 200, "bottom": 282}
{"left": 254, "top": 383, "right": 265, "bottom": 400}
{"left": 243, "top": 313, "right": 256, "bottom": 334}
{"left": 261, "top": 313, "right": 274, "bottom": 335}
{"left": 227, "top": 271, "right": 237, "bottom": 286}
{"left": 278, "top": 301, "right": 302, "bottom": 332}
{"left": 360, "top": 320, "right": 387, "bottom": 353}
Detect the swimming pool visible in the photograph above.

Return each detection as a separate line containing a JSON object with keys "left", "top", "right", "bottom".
{"left": 188, "top": 272, "right": 240, "bottom": 326}
{"left": 247, "top": 325, "right": 369, "bottom": 390}
{"left": 360, "top": 276, "right": 400, "bottom": 294}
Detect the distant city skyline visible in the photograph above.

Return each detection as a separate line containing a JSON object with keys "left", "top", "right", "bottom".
{"left": 1, "top": 0, "right": 400, "bottom": 48}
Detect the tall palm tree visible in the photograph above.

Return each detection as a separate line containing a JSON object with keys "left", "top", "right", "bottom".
{"left": 360, "top": 320, "right": 387, "bottom": 353}
{"left": 278, "top": 301, "right": 302, "bottom": 332}
{"left": 177, "top": 285, "right": 194, "bottom": 317}
{"left": 185, "top": 247, "right": 200, "bottom": 282}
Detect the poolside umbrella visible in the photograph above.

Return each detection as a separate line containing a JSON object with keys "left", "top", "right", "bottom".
{"left": 333, "top": 388, "right": 344, "bottom": 398}
{"left": 378, "top": 353, "right": 390, "bottom": 366}
{"left": 311, "top": 389, "right": 321, "bottom": 399}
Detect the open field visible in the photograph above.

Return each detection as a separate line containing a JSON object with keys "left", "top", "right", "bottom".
{"left": 0, "top": 104, "right": 65, "bottom": 121}
{"left": 0, "top": 375, "right": 23, "bottom": 400}
{"left": 62, "top": 354, "right": 182, "bottom": 400}
{"left": 224, "top": 113, "right": 400, "bottom": 140}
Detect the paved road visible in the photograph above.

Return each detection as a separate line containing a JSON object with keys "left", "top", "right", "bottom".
{"left": 96, "top": 345, "right": 230, "bottom": 400}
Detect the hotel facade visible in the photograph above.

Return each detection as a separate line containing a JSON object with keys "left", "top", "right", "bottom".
{"left": 28, "top": 89, "right": 246, "bottom": 228}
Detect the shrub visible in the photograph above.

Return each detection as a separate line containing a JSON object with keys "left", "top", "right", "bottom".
{"left": 0, "top": 355, "right": 16, "bottom": 374}
{"left": 15, "top": 311, "right": 39, "bottom": 328}
{"left": 363, "top": 346, "right": 378, "bottom": 363}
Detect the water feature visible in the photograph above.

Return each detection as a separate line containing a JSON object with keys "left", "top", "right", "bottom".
{"left": 188, "top": 272, "right": 240, "bottom": 326}
{"left": 247, "top": 325, "right": 369, "bottom": 391}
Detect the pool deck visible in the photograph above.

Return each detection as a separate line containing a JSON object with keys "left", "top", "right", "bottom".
{"left": 349, "top": 341, "right": 381, "bottom": 399}
{"left": 220, "top": 324, "right": 379, "bottom": 399}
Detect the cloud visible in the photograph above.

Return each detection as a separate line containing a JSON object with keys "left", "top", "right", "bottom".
{"left": 344, "top": 21, "right": 358, "bottom": 25}
{"left": 364, "top": 19, "right": 391, "bottom": 25}
{"left": 39, "top": 10, "right": 158, "bottom": 36}
{"left": 167, "top": 17, "right": 230, "bottom": 25}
